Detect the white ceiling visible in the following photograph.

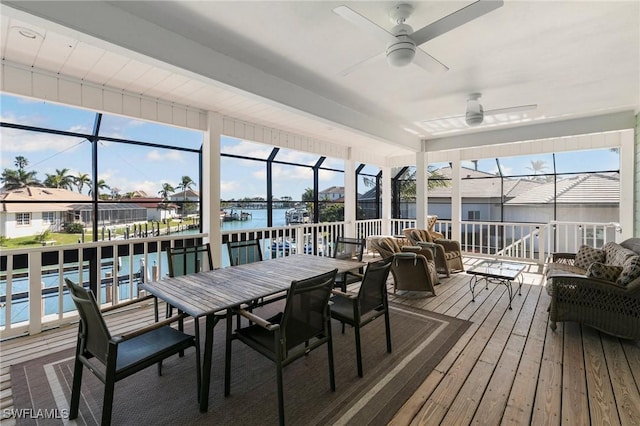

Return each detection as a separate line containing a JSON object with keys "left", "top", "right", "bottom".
{"left": 1, "top": 1, "right": 639, "bottom": 161}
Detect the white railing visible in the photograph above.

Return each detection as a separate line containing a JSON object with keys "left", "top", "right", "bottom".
{"left": 1, "top": 219, "right": 623, "bottom": 338}
{"left": 0, "top": 233, "right": 209, "bottom": 339}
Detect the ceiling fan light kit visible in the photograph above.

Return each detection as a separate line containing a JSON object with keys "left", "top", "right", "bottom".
{"left": 465, "top": 93, "right": 484, "bottom": 126}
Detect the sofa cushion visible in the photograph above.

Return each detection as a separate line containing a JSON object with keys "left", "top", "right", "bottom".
{"left": 586, "top": 262, "right": 623, "bottom": 282}
{"left": 616, "top": 256, "right": 640, "bottom": 287}
{"left": 603, "top": 241, "right": 636, "bottom": 266}
{"left": 547, "top": 263, "right": 587, "bottom": 276}
{"left": 574, "top": 245, "right": 605, "bottom": 270}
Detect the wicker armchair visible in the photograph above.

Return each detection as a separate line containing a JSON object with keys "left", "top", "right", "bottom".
{"left": 546, "top": 238, "right": 640, "bottom": 340}
{"left": 370, "top": 237, "right": 439, "bottom": 293}
{"left": 402, "top": 228, "right": 464, "bottom": 277}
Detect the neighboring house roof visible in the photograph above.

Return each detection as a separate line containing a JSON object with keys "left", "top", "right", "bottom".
{"left": 121, "top": 197, "right": 177, "bottom": 209}
{"left": 1, "top": 186, "right": 91, "bottom": 213}
{"left": 169, "top": 189, "right": 200, "bottom": 199}
{"left": 506, "top": 173, "right": 620, "bottom": 205}
{"left": 319, "top": 186, "right": 344, "bottom": 194}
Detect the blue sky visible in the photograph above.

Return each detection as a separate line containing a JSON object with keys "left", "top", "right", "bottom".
{"left": 1, "top": 94, "right": 619, "bottom": 200}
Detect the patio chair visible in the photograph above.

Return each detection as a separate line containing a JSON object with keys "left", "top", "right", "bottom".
{"left": 370, "top": 236, "right": 440, "bottom": 288}
{"left": 333, "top": 236, "right": 366, "bottom": 291}
{"left": 403, "top": 228, "right": 464, "bottom": 277}
{"left": 391, "top": 252, "right": 438, "bottom": 295}
{"left": 65, "top": 278, "right": 196, "bottom": 426}
{"left": 225, "top": 269, "right": 338, "bottom": 426}
{"left": 160, "top": 243, "right": 214, "bottom": 320}
{"left": 227, "top": 239, "right": 263, "bottom": 266}
{"left": 330, "top": 257, "right": 393, "bottom": 377}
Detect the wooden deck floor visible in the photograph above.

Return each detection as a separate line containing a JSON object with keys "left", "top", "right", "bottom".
{"left": 1, "top": 256, "right": 639, "bottom": 425}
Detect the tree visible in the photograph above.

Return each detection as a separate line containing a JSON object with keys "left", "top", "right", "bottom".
{"left": 158, "top": 182, "right": 175, "bottom": 213}
{"left": 88, "top": 179, "right": 110, "bottom": 197}
{"left": 526, "top": 160, "right": 548, "bottom": 175}
{"left": 395, "top": 167, "right": 450, "bottom": 200}
{"left": 158, "top": 182, "right": 175, "bottom": 200}
{"left": 177, "top": 175, "right": 195, "bottom": 215}
{"left": 302, "top": 188, "right": 314, "bottom": 202}
{"left": 75, "top": 172, "right": 91, "bottom": 194}
{"left": 0, "top": 156, "right": 41, "bottom": 189}
{"left": 43, "top": 168, "right": 75, "bottom": 190}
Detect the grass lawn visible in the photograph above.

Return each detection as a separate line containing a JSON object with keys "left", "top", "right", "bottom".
{"left": 0, "top": 219, "right": 196, "bottom": 249}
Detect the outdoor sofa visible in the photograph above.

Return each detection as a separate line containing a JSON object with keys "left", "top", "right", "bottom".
{"left": 545, "top": 238, "right": 640, "bottom": 340}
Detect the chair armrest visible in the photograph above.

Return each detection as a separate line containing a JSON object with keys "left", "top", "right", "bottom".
{"left": 552, "top": 252, "right": 576, "bottom": 262}
{"left": 434, "top": 239, "right": 461, "bottom": 252}
{"left": 331, "top": 289, "right": 356, "bottom": 299}
{"left": 101, "top": 294, "right": 155, "bottom": 314}
{"left": 550, "top": 274, "right": 630, "bottom": 294}
{"left": 430, "top": 231, "right": 445, "bottom": 240}
{"left": 116, "top": 312, "right": 189, "bottom": 342}
{"left": 236, "top": 308, "right": 279, "bottom": 331}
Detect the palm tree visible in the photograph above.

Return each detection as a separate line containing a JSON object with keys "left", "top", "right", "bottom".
{"left": 177, "top": 175, "right": 195, "bottom": 216}
{"left": 43, "top": 168, "right": 75, "bottom": 190}
{"left": 0, "top": 156, "right": 40, "bottom": 189}
{"left": 526, "top": 160, "right": 548, "bottom": 176}
{"left": 88, "top": 179, "right": 110, "bottom": 197}
{"left": 75, "top": 172, "right": 91, "bottom": 194}
{"left": 158, "top": 182, "right": 175, "bottom": 201}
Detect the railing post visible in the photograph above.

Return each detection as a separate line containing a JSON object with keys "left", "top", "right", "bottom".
{"left": 28, "top": 251, "right": 43, "bottom": 335}
{"left": 537, "top": 227, "right": 546, "bottom": 265}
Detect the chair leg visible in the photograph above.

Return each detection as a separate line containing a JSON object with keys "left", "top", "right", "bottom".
{"left": 69, "top": 357, "right": 84, "bottom": 419}
{"left": 276, "top": 359, "right": 285, "bottom": 426}
{"left": 384, "top": 309, "right": 392, "bottom": 353}
{"left": 354, "top": 324, "right": 363, "bottom": 377}
{"left": 327, "top": 322, "right": 336, "bottom": 391}
{"left": 102, "top": 375, "right": 116, "bottom": 426}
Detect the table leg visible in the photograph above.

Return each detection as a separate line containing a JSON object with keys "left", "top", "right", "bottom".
{"left": 194, "top": 318, "right": 201, "bottom": 402}
{"left": 200, "top": 314, "right": 217, "bottom": 412}
{"left": 225, "top": 309, "right": 233, "bottom": 397}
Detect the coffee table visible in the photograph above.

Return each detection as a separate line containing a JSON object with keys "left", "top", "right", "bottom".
{"left": 467, "top": 260, "right": 526, "bottom": 310}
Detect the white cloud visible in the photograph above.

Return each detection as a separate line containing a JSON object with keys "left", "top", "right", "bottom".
{"left": 146, "top": 149, "right": 184, "bottom": 162}
{"left": 0, "top": 127, "right": 86, "bottom": 153}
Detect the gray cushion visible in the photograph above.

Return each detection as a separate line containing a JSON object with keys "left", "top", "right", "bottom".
{"left": 616, "top": 256, "right": 640, "bottom": 287}
{"left": 574, "top": 245, "right": 605, "bottom": 270}
{"left": 586, "top": 262, "right": 623, "bottom": 282}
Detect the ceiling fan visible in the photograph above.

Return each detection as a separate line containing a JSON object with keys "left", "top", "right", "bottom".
{"left": 333, "top": 1, "right": 504, "bottom": 76}
{"left": 423, "top": 93, "right": 538, "bottom": 127}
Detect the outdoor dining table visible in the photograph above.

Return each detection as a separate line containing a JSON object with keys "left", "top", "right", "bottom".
{"left": 139, "top": 254, "right": 365, "bottom": 412}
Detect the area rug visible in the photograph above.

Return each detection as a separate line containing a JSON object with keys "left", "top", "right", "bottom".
{"left": 10, "top": 302, "right": 470, "bottom": 426}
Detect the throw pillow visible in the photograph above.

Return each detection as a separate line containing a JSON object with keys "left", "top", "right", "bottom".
{"left": 574, "top": 245, "right": 605, "bottom": 270}
{"left": 586, "top": 262, "right": 623, "bottom": 282}
{"left": 616, "top": 256, "right": 640, "bottom": 287}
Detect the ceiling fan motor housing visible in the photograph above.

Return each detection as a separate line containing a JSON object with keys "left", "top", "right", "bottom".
{"left": 386, "top": 23, "right": 415, "bottom": 67}
{"left": 465, "top": 98, "right": 484, "bottom": 126}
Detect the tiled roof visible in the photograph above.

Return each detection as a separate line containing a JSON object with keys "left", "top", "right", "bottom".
{"left": 506, "top": 173, "right": 619, "bottom": 204}
{"left": 1, "top": 187, "right": 91, "bottom": 213}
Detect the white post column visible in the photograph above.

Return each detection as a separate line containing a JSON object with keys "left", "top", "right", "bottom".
{"left": 381, "top": 165, "right": 392, "bottom": 235}
{"left": 416, "top": 150, "right": 428, "bottom": 229}
{"left": 620, "top": 128, "right": 635, "bottom": 240}
{"left": 344, "top": 149, "right": 356, "bottom": 237}
{"left": 450, "top": 152, "right": 462, "bottom": 242}
{"left": 203, "top": 112, "right": 222, "bottom": 268}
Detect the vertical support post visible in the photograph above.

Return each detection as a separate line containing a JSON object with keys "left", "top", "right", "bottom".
{"left": 416, "top": 150, "right": 428, "bottom": 229}
{"left": 344, "top": 150, "right": 356, "bottom": 238}
{"left": 204, "top": 112, "right": 222, "bottom": 268}
{"left": 28, "top": 251, "right": 43, "bottom": 335}
{"left": 381, "top": 165, "right": 392, "bottom": 235}
{"left": 450, "top": 152, "right": 462, "bottom": 243}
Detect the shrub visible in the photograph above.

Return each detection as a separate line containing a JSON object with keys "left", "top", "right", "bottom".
{"left": 64, "top": 222, "right": 84, "bottom": 233}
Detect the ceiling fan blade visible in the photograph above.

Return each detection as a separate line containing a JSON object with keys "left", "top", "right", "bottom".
{"left": 333, "top": 5, "right": 397, "bottom": 44}
{"left": 410, "top": 0, "right": 504, "bottom": 46}
{"left": 484, "top": 104, "right": 537, "bottom": 115}
{"left": 421, "top": 114, "right": 465, "bottom": 125}
{"left": 338, "top": 51, "right": 385, "bottom": 76}
{"left": 413, "top": 49, "right": 449, "bottom": 73}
